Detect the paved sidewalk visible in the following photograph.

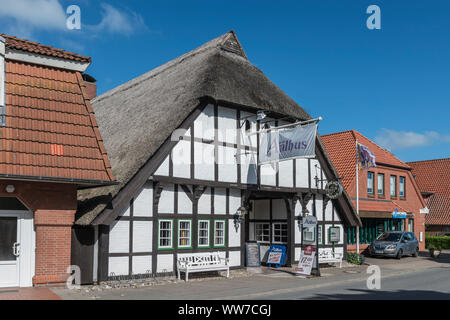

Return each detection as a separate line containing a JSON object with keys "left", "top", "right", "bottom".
{"left": 52, "top": 251, "right": 450, "bottom": 300}
{"left": 0, "top": 287, "right": 61, "bottom": 300}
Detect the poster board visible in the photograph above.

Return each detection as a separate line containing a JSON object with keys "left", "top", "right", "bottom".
{"left": 266, "top": 245, "right": 286, "bottom": 267}
{"left": 296, "top": 245, "right": 316, "bottom": 277}
{"left": 245, "top": 242, "right": 261, "bottom": 267}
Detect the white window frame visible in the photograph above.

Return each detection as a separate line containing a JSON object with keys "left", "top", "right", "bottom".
{"left": 272, "top": 223, "right": 288, "bottom": 244}
{"left": 367, "top": 172, "right": 374, "bottom": 195}
{"left": 158, "top": 219, "right": 173, "bottom": 250}
{"left": 177, "top": 219, "right": 192, "bottom": 249}
{"left": 390, "top": 175, "right": 397, "bottom": 197}
{"left": 377, "top": 173, "right": 384, "bottom": 196}
{"left": 255, "top": 222, "right": 270, "bottom": 243}
{"left": 198, "top": 220, "right": 210, "bottom": 248}
{"left": 214, "top": 220, "right": 226, "bottom": 247}
{"left": 399, "top": 176, "right": 406, "bottom": 198}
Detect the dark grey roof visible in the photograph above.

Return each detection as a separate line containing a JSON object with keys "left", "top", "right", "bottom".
{"left": 76, "top": 31, "right": 311, "bottom": 225}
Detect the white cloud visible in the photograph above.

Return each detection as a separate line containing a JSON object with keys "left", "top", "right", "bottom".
{"left": 85, "top": 3, "right": 147, "bottom": 36}
{"left": 0, "top": 0, "right": 147, "bottom": 37}
{"left": 375, "top": 129, "right": 450, "bottom": 151}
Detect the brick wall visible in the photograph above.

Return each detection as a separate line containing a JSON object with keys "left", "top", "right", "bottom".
{"left": 0, "top": 180, "right": 77, "bottom": 286}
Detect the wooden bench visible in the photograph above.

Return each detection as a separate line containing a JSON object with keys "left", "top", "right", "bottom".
{"left": 176, "top": 252, "right": 230, "bottom": 281}
{"left": 320, "top": 252, "right": 343, "bottom": 268}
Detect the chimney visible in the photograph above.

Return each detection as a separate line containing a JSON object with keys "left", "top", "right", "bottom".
{"left": 82, "top": 73, "right": 97, "bottom": 100}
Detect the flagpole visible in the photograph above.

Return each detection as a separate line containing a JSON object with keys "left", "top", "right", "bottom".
{"left": 355, "top": 139, "right": 360, "bottom": 254}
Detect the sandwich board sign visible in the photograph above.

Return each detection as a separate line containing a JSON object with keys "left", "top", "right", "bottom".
{"left": 296, "top": 245, "right": 316, "bottom": 277}
{"left": 266, "top": 245, "right": 286, "bottom": 268}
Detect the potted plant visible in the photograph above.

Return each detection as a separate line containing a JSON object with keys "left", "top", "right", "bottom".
{"left": 428, "top": 243, "right": 442, "bottom": 258}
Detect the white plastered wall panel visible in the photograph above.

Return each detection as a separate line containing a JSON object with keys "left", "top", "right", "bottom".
{"left": 133, "top": 221, "right": 152, "bottom": 252}
{"left": 134, "top": 185, "right": 153, "bottom": 217}
{"left": 310, "top": 159, "right": 321, "bottom": 189}
{"left": 214, "top": 188, "right": 227, "bottom": 214}
{"left": 228, "top": 251, "right": 241, "bottom": 267}
{"left": 158, "top": 183, "right": 174, "bottom": 213}
{"left": 108, "top": 257, "right": 129, "bottom": 276}
{"left": 253, "top": 199, "right": 270, "bottom": 219}
{"left": 172, "top": 139, "right": 191, "bottom": 179}
{"left": 239, "top": 111, "right": 257, "bottom": 148}
{"left": 157, "top": 254, "right": 174, "bottom": 273}
{"left": 315, "top": 195, "right": 323, "bottom": 221}
{"left": 132, "top": 256, "right": 152, "bottom": 275}
{"left": 197, "top": 187, "right": 212, "bottom": 214}
{"left": 194, "top": 141, "right": 215, "bottom": 181}
{"left": 260, "top": 163, "right": 276, "bottom": 186}
{"left": 229, "top": 189, "right": 241, "bottom": 215}
{"left": 324, "top": 200, "right": 333, "bottom": 221}
{"left": 109, "top": 220, "right": 129, "bottom": 253}
{"left": 154, "top": 155, "right": 169, "bottom": 176}
{"left": 240, "top": 153, "right": 257, "bottom": 185}
{"left": 217, "top": 106, "right": 237, "bottom": 144}
{"left": 295, "top": 223, "right": 302, "bottom": 244}
{"left": 228, "top": 220, "right": 240, "bottom": 247}
{"left": 294, "top": 200, "right": 301, "bottom": 216}
{"left": 278, "top": 160, "right": 294, "bottom": 187}
{"left": 272, "top": 199, "right": 287, "bottom": 219}
{"left": 178, "top": 187, "right": 193, "bottom": 214}
{"left": 295, "top": 247, "right": 302, "bottom": 261}
{"left": 194, "top": 104, "right": 215, "bottom": 141}
{"left": 218, "top": 145, "right": 237, "bottom": 183}
{"left": 295, "top": 159, "right": 309, "bottom": 188}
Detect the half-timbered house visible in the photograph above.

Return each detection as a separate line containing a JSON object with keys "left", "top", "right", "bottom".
{"left": 74, "top": 31, "right": 361, "bottom": 283}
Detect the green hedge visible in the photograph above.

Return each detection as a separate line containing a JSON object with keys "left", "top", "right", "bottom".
{"left": 425, "top": 236, "right": 450, "bottom": 250}
{"left": 347, "top": 252, "right": 365, "bottom": 265}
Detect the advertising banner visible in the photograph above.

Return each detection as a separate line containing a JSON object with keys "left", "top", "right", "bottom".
{"left": 258, "top": 122, "right": 317, "bottom": 165}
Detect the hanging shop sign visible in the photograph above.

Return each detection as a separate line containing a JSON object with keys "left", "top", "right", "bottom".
{"left": 392, "top": 209, "right": 407, "bottom": 219}
{"left": 245, "top": 242, "right": 261, "bottom": 267}
{"left": 325, "top": 180, "right": 343, "bottom": 199}
{"left": 302, "top": 216, "right": 317, "bottom": 244}
{"left": 296, "top": 245, "right": 316, "bottom": 277}
{"left": 258, "top": 122, "right": 317, "bottom": 165}
{"left": 328, "top": 226, "right": 341, "bottom": 243}
{"left": 266, "top": 245, "right": 287, "bottom": 267}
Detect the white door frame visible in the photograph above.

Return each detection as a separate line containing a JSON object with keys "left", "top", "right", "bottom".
{"left": 0, "top": 210, "right": 35, "bottom": 288}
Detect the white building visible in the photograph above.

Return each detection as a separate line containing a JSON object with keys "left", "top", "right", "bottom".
{"left": 73, "top": 31, "right": 361, "bottom": 283}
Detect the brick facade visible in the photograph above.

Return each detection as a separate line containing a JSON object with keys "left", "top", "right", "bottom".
{"left": 0, "top": 180, "right": 77, "bottom": 286}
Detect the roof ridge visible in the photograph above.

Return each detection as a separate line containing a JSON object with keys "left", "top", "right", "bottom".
{"left": 407, "top": 158, "right": 450, "bottom": 164}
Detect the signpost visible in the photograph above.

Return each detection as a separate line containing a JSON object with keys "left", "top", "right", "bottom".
{"left": 266, "top": 245, "right": 286, "bottom": 268}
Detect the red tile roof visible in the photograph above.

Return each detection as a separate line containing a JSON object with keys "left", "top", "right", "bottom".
{"left": 408, "top": 158, "right": 450, "bottom": 225}
{"left": 0, "top": 58, "right": 115, "bottom": 185}
{"left": 1, "top": 34, "right": 91, "bottom": 63}
{"left": 321, "top": 130, "right": 408, "bottom": 190}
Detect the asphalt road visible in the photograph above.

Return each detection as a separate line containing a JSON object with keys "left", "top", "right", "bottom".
{"left": 54, "top": 252, "right": 450, "bottom": 300}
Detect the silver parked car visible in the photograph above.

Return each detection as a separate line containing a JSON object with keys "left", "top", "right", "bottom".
{"left": 368, "top": 231, "right": 419, "bottom": 259}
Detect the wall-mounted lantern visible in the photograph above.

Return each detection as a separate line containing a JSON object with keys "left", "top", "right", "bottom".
{"left": 234, "top": 206, "right": 248, "bottom": 232}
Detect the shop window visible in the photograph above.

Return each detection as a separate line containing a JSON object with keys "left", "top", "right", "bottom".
{"left": 399, "top": 176, "right": 406, "bottom": 198}
{"left": 390, "top": 175, "right": 397, "bottom": 197}
{"left": 178, "top": 219, "right": 192, "bottom": 249}
{"left": 198, "top": 220, "right": 210, "bottom": 247}
{"left": 377, "top": 173, "right": 384, "bottom": 196}
{"left": 158, "top": 219, "right": 173, "bottom": 249}
{"left": 272, "top": 223, "right": 288, "bottom": 244}
{"left": 367, "top": 172, "right": 374, "bottom": 195}
{"left": 214, "top": 220, "right": 226, "bottom": 247}
{"left": 255, "top": 223, "right": 270, "bottom": 242}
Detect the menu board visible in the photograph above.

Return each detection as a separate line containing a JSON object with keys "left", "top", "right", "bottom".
{"left": 245, "top": 242, "right": 261, "bottom": 267}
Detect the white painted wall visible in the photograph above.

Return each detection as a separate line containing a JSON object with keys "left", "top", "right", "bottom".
{"left": 134, "top": 185, "right": 153, "bottom": 217}
{"left": 109, "top": 220, "right": 129, "bottom": 253}
{"left": 172, "top": 140, "right": 191, "bottom": 179}
{"left": 109, "top": 257, "right": 129, "bottom": 276}
{"left": 194, "top": 141, "right": 215, "bottom": 181}
{"left": 228, "top": 251, "right": 241, "bottom": 267}
{"left": 214, "top": 188, "right": 227, "bottom": 214}
{"left": 132, "top": 256, "right": 152, "bottom": 275}
{"left": 157, "top": 254, "right": 174, "bottom": 273}
{"left": 194, "top": 104, "right": 215, "bottom": 141}
{"left": 177, "top": 187, "right": 193, "bottom": 214}
{"left": 296, "top": 159, "right": 309, "bottom": 188}
{"left": 217, "top": 106, "right": 237, "bottom": 144}
{"left": 228, "top": 220, "right": 240, "bottom": 247}
{"left": 133, "top": 221, "right": 152, "bottom": 252}
{"left": 197, "top": 187, "right": 212, "bottom": 214}
{"left": 158, "top": 183, "right": 174, "bottom": 213}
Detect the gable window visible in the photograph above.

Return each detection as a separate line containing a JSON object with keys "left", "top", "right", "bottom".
{"left": 390, "top": 175, "right": 397, "bottom": 197}
{"left": 255, "top": 223, "right": 270, "bottom": 242}
{"left": 272, "top": 223, "right": 288, "bottom": 244}
{"left": 178, "top": 219, "right": 192, "bottom": 249}
{"left": 198, "top": 220, "right": 210, "bottom": 247}
{"left": 399, "top": 176, "right": 406, "bottom": 198}
{"left": 158, "top": 219, "right": 173, "bottom": 249}
{"left": 367, "top": 172, "right": 374, "bottom": 195}
{"left": 214, "top": 220, "right": 226, "bottom": 248}
{"left": 377, "top": 173, "right": 384, "bottom": 196}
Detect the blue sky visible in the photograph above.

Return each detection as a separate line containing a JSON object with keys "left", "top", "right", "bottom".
{"left": 1, "top": 0, "right": 449, "bottom": 162}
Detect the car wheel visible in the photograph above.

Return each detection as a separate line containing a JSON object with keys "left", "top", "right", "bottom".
{"left": 413, "top": 248, "right": 419, "bottom": 257}
{"left": 396, "top": 249, "right": 403, "bottom": 260}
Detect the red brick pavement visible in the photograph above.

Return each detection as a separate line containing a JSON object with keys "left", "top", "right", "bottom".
{"left": 0, "top": 287, "right": 61, "bottom": 300}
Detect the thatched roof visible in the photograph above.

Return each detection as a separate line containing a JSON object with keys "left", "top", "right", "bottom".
{"left": 76, "top": 31, "right": 311, "bottom": 225}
